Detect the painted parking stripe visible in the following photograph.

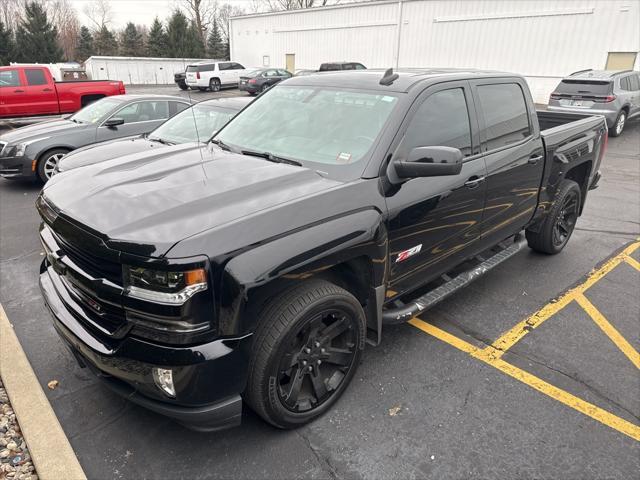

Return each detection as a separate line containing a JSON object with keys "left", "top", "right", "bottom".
{"left": 624, "top": 254, "right": 640, "bottom": 272}
{"left": 409, "top": 317, "right": 640, "bottom": 442}
{"left": 575, "top": 293, "right": 640, "bottom": 370}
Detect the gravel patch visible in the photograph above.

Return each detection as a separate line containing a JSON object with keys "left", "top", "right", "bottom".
{"left": 0, "top": 380, "right": 37, "bottom": 480}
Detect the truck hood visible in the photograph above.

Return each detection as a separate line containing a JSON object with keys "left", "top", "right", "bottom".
{"left": 58, "top": 136, "right": 168, "bottom": 172}
{"left": 0, "top": 118, "right": 87, "bottom": 145}
{"left": 42, "top": 146, "right": 341, "bottom": 257}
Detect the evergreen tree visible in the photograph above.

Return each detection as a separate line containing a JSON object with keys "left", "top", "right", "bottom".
{"left": 0, "top": 20, "right": 16, "bottom": 65}
{"left": 187, "top": 22, "right": 205, "bottom": 57}
{"left": 13, "top": 2, "right": 63, "bottom": 63}
{"left": 93, "top": 25, "right": 118, "bottom": 56}
{"left": 119, "top": 22, "right": 143, "bottom": 57}
{"left": 166, "top": 10, "right": 192, "bottom": 58}
{"left": 75, "top": 26, "right": 93, "bottom": 62}
{"left": 146, "top": 17, "right": 168, "bottom": 57}
{"left": 206, "top": 21, "right": 224, "bottom": 59}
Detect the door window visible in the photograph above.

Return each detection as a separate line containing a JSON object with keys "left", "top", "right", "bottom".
{"left": 25, "top": 69, "right": 47, "bottom": 86}
{"left": 0, "top": 70, "right": 20, "bottom": 87}
{"left": 397, "top": 88, "right": 472, "bottom": 158}
{"left": 110, "top": 101, "right": 170, "bottom": 124}
{"left": 264, "top": 69, "right": 278, "bottom": 77}
{"left": 169, "top": 101, "right": 190, "bottom": 116}
{"left": 477, "top": 83, "right": 531, "bottom": 151}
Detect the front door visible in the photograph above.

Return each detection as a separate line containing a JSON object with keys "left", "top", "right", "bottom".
{"left": 469, "top": 80, "right": 545, "bottom": 248}
{"left": 96, "top": 100, "right": 170, "bottom": 142}
{"left": 22, "top": 68, "right": 58, "bottom": 115}
{"left": 286, "top": 54, "right": 295, "bottom": 73}
{"left": 0, "top": 69, "right": 25, "bottom": 117}
{"left": 386, "top": 81, "right": 487, "bottom": 295}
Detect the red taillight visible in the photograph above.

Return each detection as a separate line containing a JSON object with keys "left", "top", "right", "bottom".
{"left": 119, "top": 83, "right": 126, "bottom": 94}
{"left": 196, "top": 71, "right": 200, "bottom": 79}
{"left": 595, "top": 95, "right": 616, "bottom": 103}
{"left": 248, "top": 78, "right": 257, "bottom": 84}
{"left": 549, "top": 92, "right": 561, "bottom": 101}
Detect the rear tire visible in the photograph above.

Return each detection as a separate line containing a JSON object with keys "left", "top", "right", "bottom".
{"left": 245, "top": 279, "right": 366, "bottom": 429}
{"left": 609, "top": 110, "right": 626, "bottom": 137}
{"left": 209, "top": 78, "right": 221, "bottom": 92}
{"left": 36, "top": 148, "right": 69, "bottom": 183}
{"left": 526, "top": 180, "right": 581, "bottom": 254}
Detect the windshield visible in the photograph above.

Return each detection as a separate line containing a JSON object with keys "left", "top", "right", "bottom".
{"left": 149, "top": 103, "right": 237, "bottom": 144}
{"left": 70, "top": 98, "right": 122, "bottom": 124}
{"left": 215, "top": 86, "right": 399, "bottom": 176}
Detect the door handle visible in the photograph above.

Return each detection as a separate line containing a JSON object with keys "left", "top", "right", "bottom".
{"left": 464, "top": 176, "right": 485, "bottom": 188}
{"left": 42, "top": 88, "right": 53, "bottom": 92}
{"left": 528, "top": 155, "right": 543, "bottom": 165}
{"left": 14, "top": 89, "right": 24, "bottom": 93}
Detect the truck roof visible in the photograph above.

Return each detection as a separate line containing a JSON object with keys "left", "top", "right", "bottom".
{"left": 285, "top": 68, "right": 521, "bottom": 93}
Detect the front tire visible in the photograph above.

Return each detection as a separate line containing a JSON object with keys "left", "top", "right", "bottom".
{"left": 526, "top": 179, "right": 581, "bottom": 254}
{"left": 245, "top": 280, "right": 366, "bottom": 429}
{"left": 209, "top": 78, "right": 221, "bottom": 92}
{"left": 37, "top": 149, "right": 68, "bottom": 183}
{"left": 609, "top": 110, "right": 626, "bottom": 137}
{"left": 177, "top": 81, "right": 188, "bottom": 91}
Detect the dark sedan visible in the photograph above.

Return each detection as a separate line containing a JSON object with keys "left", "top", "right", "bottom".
{"left": 57, "top": 97, "right": 253, "bottom": 174}
{"left": 0, "top": 95, "right": 191, "bottom": 182}
{"left": 238, "top": 68, "right": 292, "bottom": 95}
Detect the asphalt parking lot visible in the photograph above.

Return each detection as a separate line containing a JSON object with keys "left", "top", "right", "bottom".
{"left": 0, "top": 88, "right": 638, "bottom": 478}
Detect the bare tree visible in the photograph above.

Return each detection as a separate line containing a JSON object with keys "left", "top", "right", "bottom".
{"left": 216, "top": 2, "right": 244, "bottom": 47}
{"left": 46, "top": 0, "right": 80, "bottom": 60}
{"left": 0, "top": 0, "right": 23, "bottom": 28}
{"left": 180, "top": 0, "right": 216, "bottom": 49}
{"left": 263, "top": 0, "right": 334, "bottom": 11}
{"left": 83, "top": 0, "right": 112, "bottom": 30}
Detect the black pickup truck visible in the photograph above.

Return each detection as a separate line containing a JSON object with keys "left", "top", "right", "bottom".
{"left": 37, "top": 69, "right": 607, "bottom": 432}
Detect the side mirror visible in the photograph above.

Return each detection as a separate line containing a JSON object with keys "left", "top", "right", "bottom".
{"left": 103, "top": 117, "right": 125, "bottom": 128}
{"left": 393, "top": 146, "right": 463, "bottom": 179}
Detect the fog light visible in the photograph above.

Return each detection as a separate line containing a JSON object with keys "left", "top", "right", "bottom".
{"left": 152, "top": 368, "right": 176, "bottom": 398}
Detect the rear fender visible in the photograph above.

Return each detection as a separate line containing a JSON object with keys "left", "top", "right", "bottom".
{"left": 217, "top": 209, "right": 387, "bottom": 336}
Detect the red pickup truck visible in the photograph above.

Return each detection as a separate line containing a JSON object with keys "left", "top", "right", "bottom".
{"left": 0, "top": 65, "right": 125, "bottom": 120}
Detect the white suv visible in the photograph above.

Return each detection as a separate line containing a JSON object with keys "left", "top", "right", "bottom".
{"left": 185, "top": 61, "right": 246, "bottom": 92}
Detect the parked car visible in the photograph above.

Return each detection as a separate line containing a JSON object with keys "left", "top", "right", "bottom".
{"left": 239, "top": 68, "right": 292, "bottom": 95}
{"left": 38, "top": 69, "right": 607, "bottom": 432}
{"left": 174, "top": 71, "right": 188, "bottom": 91}
{"left": 0, "top": 95, "right": 190, "bottom": 182}
{"left": 185, "top": 61, "right": 246, "bottom": 92}
{"left": 0, "top": 65, "right": 126, "bottom": 120}
{"left": 319, "top": 61, "right": 366, "bottom": 71}
{"left": 547, "top": 69, "right": 640, "bottom": 137}
{"left": 57, "top": 97, "right": 253, "bottom": 174}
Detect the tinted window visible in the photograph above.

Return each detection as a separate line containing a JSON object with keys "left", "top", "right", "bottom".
{"left": 169, "top": 101, "right": 190, "bottom": 115}
{"left": 111, "top": 101, "right": 170, "bottom": 123}
{"left": 277, "top": 69, "right": 291, "bottom": 77}
{"left": 0, "top": 70, "right": 20, "bottom": 87}
{"left": 264, "top": 69, "right": 278, "bottom": 77}
{"left": 620, "top": 76, "right": 631, "bottom": 91}
{"left": 218, "top": 63, "right": 232, "bottom": 71}
{"left": 399, "top": 88, "right": 472, "bottom": 158}
{"left": 556, "top": 80, "right": 612, "bottom": 95}
{"left": 477, "top": 83, "right": 531, "bottom": 151}
{"left": 354, "top": 63, "right": 366, "bottom": 70}
{"left": 25, "top": 69, "right": 47, "bottom": 86}
{"left": 231, "top": 63, "right": 244, "bottom": 69}
{"left": 629, "top": 74, "right": 640, "bottom": 91}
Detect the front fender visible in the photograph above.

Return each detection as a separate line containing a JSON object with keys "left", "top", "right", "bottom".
{"left": 218, "top": 208, "right": 387, "bottom": 335}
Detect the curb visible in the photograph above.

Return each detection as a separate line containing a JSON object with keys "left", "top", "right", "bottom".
{"left": 0, "top": 304, "right": 86, "bottom": 480}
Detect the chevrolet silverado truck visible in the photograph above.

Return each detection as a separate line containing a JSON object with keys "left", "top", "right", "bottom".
{"left": 37, "top": 69, "right": 607, "bottom": 432}
{"left": 0, "top": 65, "right": 125, "bottom": 122}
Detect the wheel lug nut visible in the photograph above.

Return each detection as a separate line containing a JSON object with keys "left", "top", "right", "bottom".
{"left": 305, "top": 348, "right": 311, "bottom": 354}
{"left": 302, "top": 360, "right": 307, "bottom": 366}
{"left": 317, "top": 360, "right": 322, "bottom": 365}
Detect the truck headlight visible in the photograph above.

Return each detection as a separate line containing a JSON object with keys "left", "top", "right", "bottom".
{"left": 123, "top": 266, "right": 207, "bottom": 305}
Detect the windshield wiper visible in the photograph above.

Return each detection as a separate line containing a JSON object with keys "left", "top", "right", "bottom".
{"left": 210, "top": 138, "right": 235, "bottom": 152}
{"left": 148, "top": 136, "right": 174, "bottom": 146}
{"left": 241, "top": 149, "right": 302, "bottom": 167}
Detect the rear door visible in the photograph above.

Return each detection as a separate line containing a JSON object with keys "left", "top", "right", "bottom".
{"left": 386, "top": 81, "right": 487, "bottom": 294}
{"left": 621, "top": 73, "right": 640, "bottom": 117}
{"left": 469, "top": 79, "right": 544, "bottom": 248}
{"left": 96, "top": 100, "right": 171, "bottom": 142}
{"left": 22, "top": 68, "right": 59, "bottom": 115}
{"left": 0, "top": 69, "right": 25, "bottom": 116}
{"left": 218, "top": 62, "right": 232, "bottom": 85}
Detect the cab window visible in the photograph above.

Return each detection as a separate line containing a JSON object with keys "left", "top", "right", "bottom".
{"left": 477, "top": 83, "right": 531, "bottom": 151}
{"left": 0, "top": 70, "right": 21, "bottom": 87}
{"left": 398, "top": 88, "right": 473, "bottom": 158}
{"left": 25, "top": 68, "right": 48, "bottom": 86}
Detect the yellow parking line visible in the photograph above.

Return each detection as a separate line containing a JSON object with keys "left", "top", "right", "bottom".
{"left": 624, "top": 255, "right": 640, "bottom": 272}
{"left": 488, "top": 240, "right": 640, "bottom": 358}
{"left": 575, "top": 294, "right": 640, "bottom": 370}
{"left": 409, "top": 317, "right": 640, "bottom": 441}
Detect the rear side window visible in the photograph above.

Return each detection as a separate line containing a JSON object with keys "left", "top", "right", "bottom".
{"left": 629, "top": 74, "right": 640, "bottom": 91}
{"left": 25, "top": 69, "right": 47, "bottom": 86}
{"left": 0, "top": 70, "right": 20, "bottom": 87}
{"left": 557, "top": 80, "right": 612, "bottom": 95}
{"left": 620, "top": 76, "right": 631, "bottom": 91}
{"left": 231, "top": 63, "right": 244, "bottom": 70}
{"left": 218, "top": 63, "right": 232, "bottom": 71}
{"left": 399, "top": 88, "right": 472, "bottom": 158}
{"left": 477, "top": 83, "right": 531, "bottom": 151}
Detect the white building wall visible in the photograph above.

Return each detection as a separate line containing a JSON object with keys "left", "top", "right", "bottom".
{"left": 84, "top": 56, "right": 208, "bottom": 85}
{"left": 230, "top": 0, "right": 640, "bottom": 103}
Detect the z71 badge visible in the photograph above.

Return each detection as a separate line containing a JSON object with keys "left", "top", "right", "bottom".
{"left": 395, "top": 244, "right": 422, "bottom": 263}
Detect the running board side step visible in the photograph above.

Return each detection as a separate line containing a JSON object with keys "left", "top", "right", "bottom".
{"left": 382, "top": 236, "right": 528, "bottom": 325}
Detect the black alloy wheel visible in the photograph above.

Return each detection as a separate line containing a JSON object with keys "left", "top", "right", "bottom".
{"left": 552, "top": 188, "right": 579, "bottom": 249}
{"left": 277, "top": 308, "right": 358, "bottom": 413}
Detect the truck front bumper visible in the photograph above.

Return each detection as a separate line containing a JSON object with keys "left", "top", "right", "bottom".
{"left": 39, "top": 261, "right": 252, "bottom": 432}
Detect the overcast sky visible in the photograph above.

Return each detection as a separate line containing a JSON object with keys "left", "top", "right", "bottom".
{"left": 70, "top": 0, "right": 257, "bottom": 29}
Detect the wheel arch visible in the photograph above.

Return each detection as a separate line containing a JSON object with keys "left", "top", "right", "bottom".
{"left": 563, "top": 160, "right": 592, "bottom": 215}
{"left": 80, "top": 93, "right": 106, "bottom": 107}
